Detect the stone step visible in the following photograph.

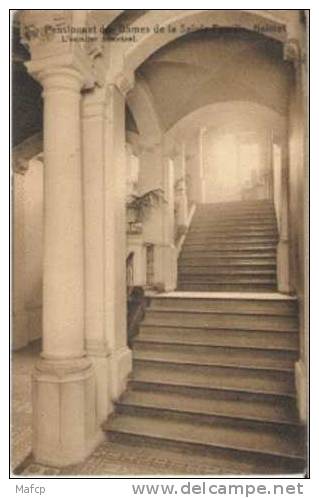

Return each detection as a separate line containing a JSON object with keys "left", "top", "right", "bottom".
{"left": 137, "top": 325, "right": 299, "bottom": 351}
{"left": 178, "top": 259, "right": 276, "bottom": 267}
{"left": 178, "top": 269, "right": 277, "bottom": 277}
{"left": 183, "top": 240, "right": 278, "bottom": 247}
{"left": 148, "top": 296, "right": 297, "bottom": 315}
{"left": 182, "top": 241, "right": 277, "bottom": 251}
{"left": 179, "top": 253, "right": 276, "bottom": 262}
{"left": 178, "top": 277, "right": 277, "bottom": 286}
{"left": 186, "top": 232, "right": 278, "bottom": 240}
{"left": 188, "top": 224, "right": 277, "bottom": 232}
{"left": 106, "top": 413, "right": 304, "bottom": 462}
{"left": 143, "top": 309, "right": 297, "bottom": 331}
{"left": 194, "top": 210, "right": 275, "bottom": 218}
{"left": 116, "top": 390, "right": 300, "bottom": 427}
{"left": 197, "top": 199, "right": 273, "bottom": 207}
{"left": 195, "top": 204, "right": 275, "bottom": 211}
{"left": 183, "top": 241, "right": 278, "bottom": 249}
{"left": 186, "top": 234, "right": 278, "bottom": 242}
{"left": 195, "top": 204, "right": 275, "bottom": 212}
{"left": 131, "top": 361, "right": 295, "bottom": 397}
{"left": 193, "top": 217, "right": 276, "bottom": 226}
{"left": 177, "top": 282, "right": 277, "bottom": 292}
{"left": 189, "top": 223, "right": 277, "bottom": 231}
{"left": 184, "top": 240, "right": 278, "bottom": 248}
{"left": 133, "top": 344, "right": 297, "bottom": 371}
{"left": 179, "top": 264, "right": 276, "bottom": 272}
{"left": 133, "top": 339, "right": 298, "bottom": 372}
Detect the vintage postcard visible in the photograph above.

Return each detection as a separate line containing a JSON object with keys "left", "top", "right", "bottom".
{"left": 11, "top": 9, "right": 309, "bottom": 479}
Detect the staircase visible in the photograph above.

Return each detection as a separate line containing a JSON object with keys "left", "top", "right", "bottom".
{"left": 178, "top": 200, "right": 278, "bottom": 292}
{"left": 104, "top": 200, "right": 305, "bottom": 475}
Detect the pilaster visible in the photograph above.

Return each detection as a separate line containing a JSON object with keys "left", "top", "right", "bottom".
{"left": 103, "top": 72, "right": 134, "bottom": 399}
{"left": 81, "top": 86, "right": 112, "bottom": 422}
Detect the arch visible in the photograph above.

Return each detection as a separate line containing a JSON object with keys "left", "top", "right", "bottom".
{"left": 117, "top": 10, "right": 288, "bottom": 73}
{"left": 126, "top": 75, "right": 163, "bottom": 146}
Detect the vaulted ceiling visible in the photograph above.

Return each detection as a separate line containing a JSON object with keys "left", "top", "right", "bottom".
{"left": 13, "top": 11, "right": 296, "bottom": 145}
{"left": 133, "top": 29, "right": 293, "bottom": 134}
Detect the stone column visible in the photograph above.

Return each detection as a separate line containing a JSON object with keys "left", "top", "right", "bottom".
{"left": 27, "top": 64, "right": 102, "bottom": 466}
{"left": 103, "top": 79, "right": 133, "bottom": 399}
{"left": 81, "top": 87, "right": 111, "bottom": 423}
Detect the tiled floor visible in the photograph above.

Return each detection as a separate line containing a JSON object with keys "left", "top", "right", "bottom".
{"left": 11, "top": 343, "right": 257, "bottom": 477}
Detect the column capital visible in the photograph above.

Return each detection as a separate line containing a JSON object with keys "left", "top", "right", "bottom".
{"left": 26, "top": 50, "right": 96, "bottom": 91}
{"left": 20, "top": 10, "right": 98, "bottom": 89}
{"left": 111, "top": 70, "right": 135, "bottom": 97}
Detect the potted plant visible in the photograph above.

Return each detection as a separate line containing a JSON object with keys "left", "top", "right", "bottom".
{"left": 126, "top": 188, "right": 166, "bottom": 232}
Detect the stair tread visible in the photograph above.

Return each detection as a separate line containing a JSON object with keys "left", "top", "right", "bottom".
{"left": 179, "top": 276, "right": 276, "bottom": 281}
{"left": 179, "top": 260, "right": 276, "bottom": 265}
{"left": 178, "top": 285, "right": 277, "bottom": 292}
{"left": 182, "top": 247, "right": 277, "bottom": 252}
{"left": 146, "top": 306, "right": 296, "bottom": 317}
{"left": 132, "top": 363, "right": 295, "bottom": 396}
{"left": 187, "top": 231, "right": 277, "bottom": 236}
{"left": 137, "top": 328, "right": 299, "bottom": 350}
{"left": 148, "top": 291, "right": 297, "bottom": 300}
{"left": 107, "top": 414, "right": 303, "bottom": 459}
{"left": 186, "top": 235, "right": 278, "bottom": 240}
{"left": 118, "top": 390, "right": 300, "bottom": 425}
{"left": 180, "top": 253, "right": 276, "bottom": 259}
{"left": 179, "top": 269, "right": 277, "bottom": 275}
{"left": 140, "top": 321, "right": 298, "bottom": 332}
{"left": 143, "top": 310, "right": 297, "bottom": 332}
{"left": 133, "top": 349, "right": 294, "bottom": 372}
{"left": 184, "top": 236, "right": 278, "bottom": 243}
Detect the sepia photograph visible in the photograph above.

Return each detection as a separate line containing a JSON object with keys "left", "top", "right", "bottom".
{"left": 10, "top": 9, "right": 309, "bottom": 478}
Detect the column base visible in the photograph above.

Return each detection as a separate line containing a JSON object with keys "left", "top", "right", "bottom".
{"left": 109, "top": 346, "right": 132, "bottom": 400}
{"left": 32, "top": 356, "right": 103, "bottom": 467}
{"left": 86, "top": 339, "right": 113, "bottom": 423}
{"left": 295, "top": 359, "right": 307, "bottom": 424}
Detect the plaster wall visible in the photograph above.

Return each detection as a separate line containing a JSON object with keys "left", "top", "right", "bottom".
{"left": 12, "top": 159, "right": 43, "bottom": 349}
{"left": 24, "top": 159, "right": 43, "bottom": 343}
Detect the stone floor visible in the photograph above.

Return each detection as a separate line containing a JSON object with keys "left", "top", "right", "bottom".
{"left": 11, "top": 342, "right": 275, "bottom": 477}
{"left": 11, "top": 341, "right": 40, "bottom": 472}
